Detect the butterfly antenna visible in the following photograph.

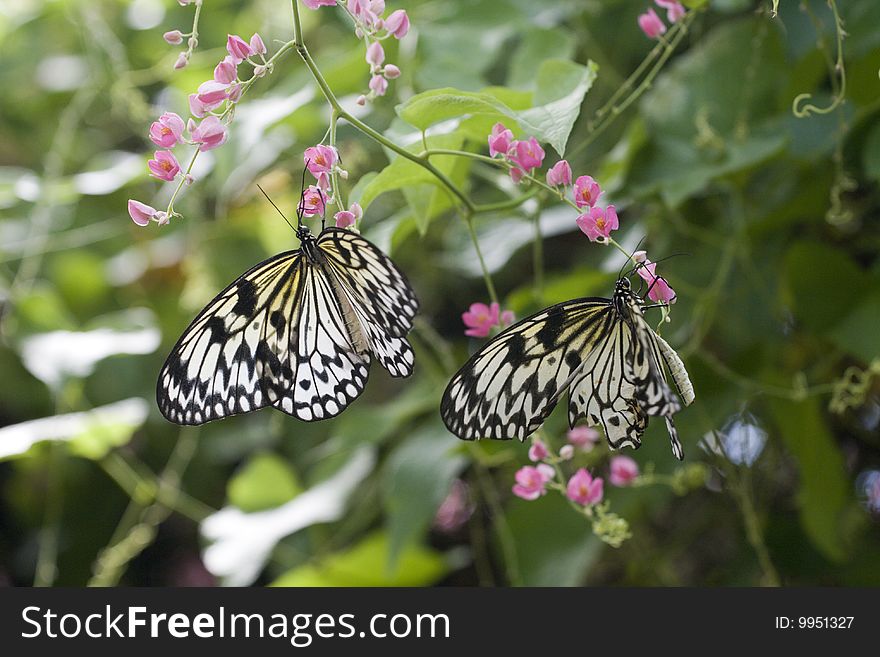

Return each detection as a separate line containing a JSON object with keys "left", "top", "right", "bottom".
{"left": 256, "top": 184, "right": 297, "bottom": 232}
{"left": 618, "top": 235, "right": 647, "bottom": 281}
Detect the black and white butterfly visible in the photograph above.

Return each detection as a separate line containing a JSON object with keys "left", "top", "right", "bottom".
{"left": 157, "top": 221, "right": 419, "bottom": 426}
{"left": 440, "top": 276, "right": 694, "bottom": 459}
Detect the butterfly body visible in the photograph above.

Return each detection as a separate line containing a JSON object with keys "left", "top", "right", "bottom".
{"left": 157, "top": 226, "right": 418, "bottom": 426}
{"left": 441, "top": 277, "right": 693, "bottom": 459}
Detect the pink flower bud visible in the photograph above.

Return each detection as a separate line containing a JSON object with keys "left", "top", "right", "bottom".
{"left": 568, "top": 426, "right": 600, "bottom": 450}
{"left": 147, "top": 150, "right": 181, "bottom": 182}
{"left": 366, "top": 41, "right": 385, "bottom": 68}
{"left": 528, "top": 438, "right": 549, "bottom": 462}
{"left": 128, "top": 199, "right": 158, "bottom": 226}
{"left": 196, "top": 80, "right": 230, "bottom": 109}
{"left": 656, "top": 0, "right": 686, "bottom": 23}
{"left": 214, "top": 56, "right": 238, "bottom": 84}
{"left": 356, "top": 95, "right": 367, "bottom": 106}
{"left": 184, "top": 174, "right": 194, "bottom": 185}
{"left": 546, "top": 160, "right": 572, "bottom": 187}
{"left": 253, "top": 64, "right": 268, "bottom": 77}
{"left": 370, "top": 0, "right": 385, "bottom": 15}
{"left": 173, "top": 52, "right": 189, "bottom": 70}
{"left": 559, "top": 445, "right": 575, "bottom": 460}
{"left": 509, "top": 166, "right": 525, "bottom": 184}
{"left": 638, "top": 8, "right": 667, "bottom": 39}
{"left": 500, "top": 309, "right": 515, "bottom": 327}
{"left": 188, "top": 93, "right": 207, "bottom": 118}
{"left": 369, "top": 74, "right": 388, "bottom": 96}
{"left": 349, "top": 202, "right": 363, "bottom": 221}
{"left": 334, "top": 210, "right": 356, "bottom": 228}
{"left": 383, "top": 64, "right": 401, "bottom": 79}
{"left": 384, "top": 9, "right": 410, "bottom": 38}
{"left": 609, "top": 456, "right": 640, "bottom": 487}
{"left": 249, "top": 33, "right": 267, "bottom": 55}
{"left": 488, "top": 122, "right": 514, "bottom": 158}
{"left": 190, "top": 116, "right": 228, "bottom": 152}
{"left": 154, "top": 211, "right": 170, "bottom": 226}
{"left": 632, "top": 250, "right": 647, "bottom": 263}
{"left": 149, "top": 112, "right": 185, "bottom": 148}
{"left": 226, "top": 83, "right": 242, "bottom": 103}
{"left": 163, "top": 30, "right": 184, "bottom": 45}
{"left": 636, "top": 259, "right": 677, "bottom": 304}
{"left": 177, "top": 0, "right": 192, "bottom": 5}
{"left": 303, "top": 0, "right": 337, "bottom": 8}
{"left": 226, "top": 34, "right": 253, "bottom": 63}
{"left": 511, "top": 137, "right": 545, "bottom": 172}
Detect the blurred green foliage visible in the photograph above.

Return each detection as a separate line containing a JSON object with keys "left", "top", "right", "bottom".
{"left": 0, "top": 0, "right": 879, "bottom": 588}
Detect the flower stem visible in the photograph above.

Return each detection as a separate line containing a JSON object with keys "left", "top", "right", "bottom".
{"left": 463, "top": 212, "right": 499, "bottom": 304}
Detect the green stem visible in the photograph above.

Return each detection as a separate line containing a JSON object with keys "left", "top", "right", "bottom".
{"left": 328, "top": 108, "right": 347, "bottom": 215}
{"left": 792, "top": 0, "right": 846, "bottom": 117}
{"left": 732, "top": 472, "right": 781, "bottom": 586}
{"left": 532, "top": 209, "right": 544, "bottom": 299}
{"left": 34, "top": 443, "right": 66, "bottom": 586}
{"left": 463, "top": 213, "right": 499, "bottom": 304}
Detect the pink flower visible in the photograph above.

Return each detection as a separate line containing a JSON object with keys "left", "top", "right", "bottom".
{"left": 298, "top": 185, "right": 326, "bottom": 217}
{"left": 149, "top": 112, "right": 185, "bottom": 148}
{"left": 609, "top": 456, "right": 639, "bottom": 487}
{"left": 576, "top": 205, "right": 619, "bottom": 242}
{"left": 250, "top": 33, "right": 267, "bottom": 55}
{"left": 546, "top": 160, "right": 572, "bottom": 187}
{"left": 462, "top": 301, "right": 501, "bottom": 338}
{"left": 573, "top": 175, "right": 602, "bottom": 208}
{"left": 190, "top": 116, "right": 228, "bottom": 152}
{"left": 566, "top": 468, "right": 604, "bottom": 506}
{"left": 638, "top": 8, "right": 667, "bottom": 39}
{"left": 163, "top": 30, "right": 184, "bottom": 45}
{"left": 384, "top": 9, "right": 410, "bottom": 38}
{"left": 196, "top": 80, "right": 230, "bottom": 110}
{"left": 655, "top": 0, "right": 685, "bottom": 23}
{"left": 188, "top": 94, "right": 207, "bottom": 118}
{"left": 500, "top": 309, "right": 515, "bottom": 327}
{"left": 334, "top": 202, "right": 362, "bottom": 229}
{"left": 636, "top": 259, "right": 676, "bottom": 304}
{"left": 528, "top": 439, "right": 549, "bottom": 462}
{"left": 488, "top": 122, "right": 514, "bottom": 158}
{"left": 384, "top": 64, "right": 401, "bottom": 79}
{"left": 512, "top": 464, "right": 555, "bottom": 501}
{"left": 369, "top": 74, "right": 388, "bottom": 96}
{"left": 128, "top": 199, "right": 158, "bottom": 226}
{"left": 303, "top": 144, "right": 338, "bottom": 178}
{"left": 366, "top": 41, "right": 385, "bottom": 68}
{"left": 226, "top": 34, "right": 253, "bottom": 63}
{"left": 148, "top": 150, "right": 181, "bottom": 181}
{"left": 303, "top": 0, "right": 337, "bottom": 9}
{"left": 511, "top": 137, "right": 545, "bottom": 172}
{"left": 432, "top": 480, "right": 474, "bottom": 533}
{"left": 227, "top": 83, "right": 242, "bottom": 103}
{"left": 568, "top": 426, "right": 600, "bottom": 450}
{"left": 509, "top": 166, "right": 526, "bottom": 184}
{"left": 214, "top": 56, "right": 237, "bottom": 84}
{"left": 174, "top": 53, "right": 189, "bottom": 70}
{"left": 559, "top": 445, "right": 574, "bottom": 460}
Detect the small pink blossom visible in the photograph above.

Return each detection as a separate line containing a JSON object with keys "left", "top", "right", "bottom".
{"left": 566, "top": 468, "right": 604, "bottom": 506}
{"left": 636, "top": 259, "right": 676, "bottom": 304}
{"left": 226, "top": 34, "right": 253, "bottom": 63}
{"left": 249, "top": 33, "right": 267, "bottom": 55}
{"left": 433, "top": 480, "right": 474, "bottom": 533}
{"left": 573, "top": 175, "right": 602, "bottom": 208}
{"left": 559, "top": 445, "right": 575, "bottom": 460}
{"left": 128, "top": 199, "right": 158, "bottom": 226}
{"left": 609, "top": 456, "right": 640, "bottom": 487}
{"left": 334, "top": 202, "right": 362, "bottom": 229}
{"left": 304, "top": 144, "right": 339, "bottom": 178}
{"left": 356, "top": 95, "right": 367, "bottom": 106}
{"left": 511, "top": 137, "right": 545, "bottom": 172}
{"left": 500, "top": 309, "right": 515, "bottom": 327}
{"left": 528, "top": 439, "right": 549, "bottom": 462}
{"left": 568, "top": 426, "right": 600, "bottom": 450}
{"left": 303, "top": 0, "right": 337, "bottom": 9}
{"left": 462, "top": 302, "right": 500, "bottom": 338}
{"left": 148, "top": 150, "right": 181, "bottom": 181}
{"left": 509, "top": 166, "right": 526, "bottom": 184}
{"left": 655, "top": 0, "right": 686, "bottom": 23}
{"left": 366, "top": 41, "right": 385, "bottom": 68}
{"left": 383, "top": 64, "right": 401, "bottom": 79}
{"left": 488, "top": 122, "right": 514, "bottom": 158}
{"left": 512, "top": 464, "right": 555, "bottom": 501}
{"left": 632, "top": 250, "right": 648, "bottom": 263}
{"left": 384, "top": 9, "right": 410, "bottom": 38}
{"left": 149, "top": 112, "right": 185, "bottom": 148}
{"left": 227, "top": 83, "right": 242, "bottom": 103}
{"left": 370, "top": 1, "right": 386, "bottom": 17}
{"left": 196, "top": 80, "right": 230, "bottom": 109}
{"left": 163, "top": 30, "right": 184, "bottom": 45}
{"left": 638, "top": 8, "right": 667, "bottom": 39}
{"left": 369, "top": 74, "right": 388, "bottom": 96}
{"left": 190, "top": 116, "right": 228, "bottom": 152}
{"left": 214, "top": 56, "right": 238, "bottom": 84}
{"left": 298, "top": 185, "right": 326, "bottom": 217}
{"left": 546, "top": 160, "right": 572, "bottom": 187}
{"left": 174, "top": 53, "right": 189, "bottom": 70}
{"left": 576, "top": 205, "right": 618, "bottom": 242}
{"left": 188, "top": 94, "right": 207, "bottom": 118}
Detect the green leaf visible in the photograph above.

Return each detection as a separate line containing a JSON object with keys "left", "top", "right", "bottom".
{"left": 517, "top": 59, "right": 598, "bottom": 156}
{"left": 270, "top": 531, "right": 448, "bottom": 587}
{"left": 783, "top": 242, "right": 863, "bottom": 334}
{"left": 396, "top": 88, "right": 520, "bottom": 134}
{"left": 382, "top": 424, "right": 467, "bottom": 567}
{"left": 358, "top": 133, "right": 464, "bottom": 212}
{"left": 508, "top": 28, "right": 576, "bottom": 89}
{"left": 227, "top": 452, "right": 303, "bottom": 512}
{"left": 767, "top": 397, "right": 857, "bottom": 561}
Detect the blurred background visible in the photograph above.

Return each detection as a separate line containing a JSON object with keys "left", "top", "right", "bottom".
{"left": 1, "top": 0, "right": 879, "bottom": 587}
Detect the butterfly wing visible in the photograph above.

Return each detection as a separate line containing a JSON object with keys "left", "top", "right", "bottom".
{"left": 316, "top": 228, "right": 418, "bottom": 377}
{"left": 441, "top": 299, "right": 614, "bottom": 441}
{"left": 157, "top": 251, "right": 303, "bottom": 425}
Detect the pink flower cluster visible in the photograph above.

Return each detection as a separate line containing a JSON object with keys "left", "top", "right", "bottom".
{"left": 304, "top": 1, "right": 410, "bottom": 104}
{"left": 638, "top": 1, "right": 686, "bottom": 40}
{"left": 543, "top": 155, "right": 619, "bottom": 243}
{"left": 487, "top": 123, "right": 546, "bottom": 184}
{"left": 461, "top": 302, "right": 515, "bottom": 338}
{"left": 301, "top": 144, "right": 363, "bottom": 228}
